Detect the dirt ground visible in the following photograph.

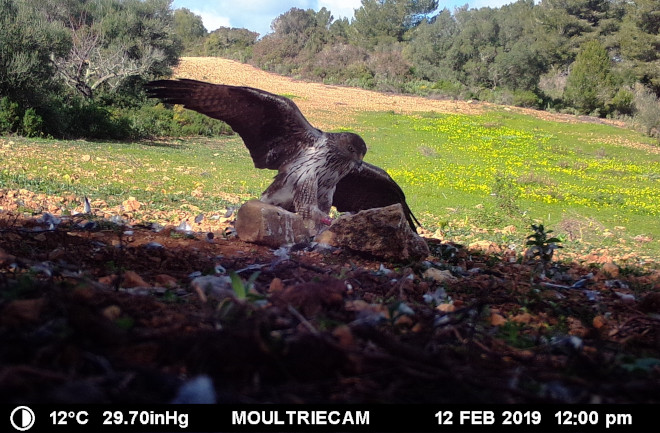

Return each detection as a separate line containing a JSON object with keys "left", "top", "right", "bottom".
{"left": 1, "top": 189, "right": 659, "bottom": 404}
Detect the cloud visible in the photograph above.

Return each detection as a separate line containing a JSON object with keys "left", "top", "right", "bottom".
{"left": 318, "top": 0, "right": 361, "bottom": 19}
{"left": 174, "top": 0, "right": 318, "bottom": 35}
{"left": 193, "top": 9, "right": 231, "bottom": 31}
{"left": 173, "top": 0, "right": 518, "bottom": 35}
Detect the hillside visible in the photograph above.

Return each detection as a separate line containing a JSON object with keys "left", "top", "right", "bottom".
{"left": 1, "top": 58, "right": 660, "bottom": 408}
{"left": 174, "top": 57, "right": 634, "bottom": 134}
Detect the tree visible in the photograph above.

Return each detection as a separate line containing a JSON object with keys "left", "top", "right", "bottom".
{"left": 52, "top": 0, "right": 182, "bottom": 100}
{"left": 447, "top": 6, "right": 500, "bottom": 89}
{"left": 614, "top": 0, "right": 660, "bottom": 94}
{"left": 564, "top": 39, "right": 613, "bottom": 114}
{"left": 252, "top": 7, "right": 335, "bottom": 72}
{"left": 490, "top": 0, "right": 550, "bottom": 91}
{"left": 204, "top": 27, "right": 258, "bottom": 58}
{"left": 174, "top": 8, "right": 207, "bottom": 54}
{"left": 352, "top": 0, "right": 438, "bottom": 48}
{"left": 405, "top": 9, "right": 458, "bottom": 81}
{"left": 0, "top": 0, "right": 69, "bottom": 104}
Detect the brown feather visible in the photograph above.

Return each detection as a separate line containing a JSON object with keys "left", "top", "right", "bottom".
{"left": 145, "top": 79, "right": 320, "bottom": 169}
{"left": 333, "top": 162, "right": 420, "bottom": 231}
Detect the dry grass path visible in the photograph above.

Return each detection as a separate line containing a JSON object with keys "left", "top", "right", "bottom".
{"left": 174, "top": 57, "right": 486, "bottom": 129}
{"left": 174, "top": 57, "right": 631, "bottom": 132}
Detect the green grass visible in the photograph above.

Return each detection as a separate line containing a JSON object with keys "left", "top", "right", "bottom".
{"left": 353, "top": 110, "right": 660, "bottom": 260}
{"left": 0, "top": 136, "right": 272, "bottom": 212}
{"left": 1, "top": 108, "right": 659, "bottom": 262}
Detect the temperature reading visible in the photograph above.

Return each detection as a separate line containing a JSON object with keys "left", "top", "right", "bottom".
{"left": 50, "top": 411, "right": 89, "bottom": 425}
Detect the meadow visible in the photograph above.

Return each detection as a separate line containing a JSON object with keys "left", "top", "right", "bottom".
{"left": 1, "top": 104, "right": 659, "bottom": 263}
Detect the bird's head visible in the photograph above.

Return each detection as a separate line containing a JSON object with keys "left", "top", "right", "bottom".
{"left": 336, "top": 132, "right": 367, "bottom": 167}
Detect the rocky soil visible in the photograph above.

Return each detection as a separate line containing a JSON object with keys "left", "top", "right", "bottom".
{"left": 1, "top": 189, "right": 659, "bottom": 404}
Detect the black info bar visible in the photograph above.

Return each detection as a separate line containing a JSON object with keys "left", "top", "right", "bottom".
{"left": 3, "top": 404, "right": 654, "bottom": 433}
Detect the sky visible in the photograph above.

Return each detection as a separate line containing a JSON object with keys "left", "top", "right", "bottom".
{"left": 171, "top": 0, "right": 517, "bottom": 37}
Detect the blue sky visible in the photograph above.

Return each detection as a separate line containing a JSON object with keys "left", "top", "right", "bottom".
{"left": 171, "top": 0, "right": 516, "bottom": 37}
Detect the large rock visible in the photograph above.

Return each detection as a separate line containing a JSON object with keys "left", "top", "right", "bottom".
{"left": 235, "top": 200, "right": 311, "bottom": 247}
{"left": 317, "top": 204, "right": 429, "bottom": 262}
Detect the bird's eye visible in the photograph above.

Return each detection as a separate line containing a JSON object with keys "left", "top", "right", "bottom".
{"left": 348, "top": 145, "right": 354, "bottom": 152}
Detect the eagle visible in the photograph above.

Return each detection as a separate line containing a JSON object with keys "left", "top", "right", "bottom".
{"left": 145, "top": 79, "right": 420, "bottom": 231}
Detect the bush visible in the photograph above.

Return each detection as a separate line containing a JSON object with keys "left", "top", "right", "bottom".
{"left": 608, "top": 88, "right": 635, "bottom": 116}
{"left": 21, "top": 108, "right": 43, "bottom": 137}
{"left": 633, "top": 84, "right": 660, "bottom": 140}
{"left": 512, "top": 90, "right": 543, "bottom": 109}
{"left": 0, "top": 97, "right": 20, "bottom": 134}
{"left": 126, "top": 103, "right": 234, "bottom": 139}
{"left": 431, "top": 80, "right": 465, "bottom": 99}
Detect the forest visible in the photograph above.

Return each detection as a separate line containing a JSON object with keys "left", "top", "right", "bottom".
{"left": 0, "top": 0, "right": 659, "bottom": 141}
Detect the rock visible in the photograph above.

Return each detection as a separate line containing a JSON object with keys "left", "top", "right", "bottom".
{"left": 319, "top": 204, "right": 429, "bottom": 262}
{"left": 468, "top": 240, "right": 502, "bottom": 254}
{"left": 122, "top": 270, "right": 149, "bottom": 288}
{"left": 2, "top": 298, "right": 46, "bottom": 325}
{"left": 436, "top": 303, "right": 455, "bottom": 313}
{"left": 271, "top": 279, "right": 346, "bottom": 316}
{"left": 235, "top": 200, "right": 311, "bottom": 248}
{"left": 490, "top": 313, "right": 507, "bottom": 326}
{"left": 190, "top": 275, "right": 234, "bottom": 303}
{"left": 154, "top": 274, "right": 178, "bottom": 288}
{"left": 0, "top": 247, "right": 16, "bottom": 265}
{"left": 122, "top": 196, "right": 141, "bottom": 212}
{"left": 102, "top": 305, "right": 122, "bottom": 321}
{"left": 639, "top": 292, "right": 660, "bottom": 313}
{"left": 601, "top": 262, "right": 620, "bottom": 278}
{"left": 423, "top": 268, "right": 457, "bottom": 284}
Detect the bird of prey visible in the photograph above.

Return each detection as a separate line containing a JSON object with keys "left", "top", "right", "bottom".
{"left": 145, "top": 79, "right": 420, "bottom": 231}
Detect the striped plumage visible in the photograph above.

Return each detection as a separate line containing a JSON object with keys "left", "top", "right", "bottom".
{"left": 145, "top": 79, "right": 419, "bottom": 231}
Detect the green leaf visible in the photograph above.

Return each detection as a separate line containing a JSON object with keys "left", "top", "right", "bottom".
{"left": 229, "top": 271, "right": 246, "bottom": 299}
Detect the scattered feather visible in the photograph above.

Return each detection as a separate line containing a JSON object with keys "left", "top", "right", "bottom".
{"left": 176, "top": 220, "right": 193, "bottom": 233}
{"left": 83, "top": 196, "right": 92, "bottom": 214}
{"left": 423, "top": 287, "right": 448, "bottom": 304}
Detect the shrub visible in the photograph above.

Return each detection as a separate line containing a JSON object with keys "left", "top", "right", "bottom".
{"left": 0, "top": 97, "right": 20, "bottom": 133}
{"left": 512, "top": 90, "right": 543, "bottom": 109}
{"left": 126, "top": 103, "right": 234, "bottom": 139}
{"left": 608, "top": 88, "right": 635, "bottom": 117}
{"left": 431, "top": 80, "right": 465, "bottom": 99}
{"left": 632, "top": 84, "right": 660, "bottom": 140}
{"left": 563, "top": 41, "right": 614, "bottom": 115}
{"left": 21, "top": 108, "right": 43, "bottom": 137}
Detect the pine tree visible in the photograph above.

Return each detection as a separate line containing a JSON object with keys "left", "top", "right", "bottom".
{"left": 564, "top": 39, "right": 613, "bottom": 114}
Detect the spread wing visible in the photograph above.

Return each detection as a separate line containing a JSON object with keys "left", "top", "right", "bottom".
{"left": 332, "top": 162, "right": 420, "bottom": 231}
{"left": 145, "top": 79, "right": 322, "bottom": 170}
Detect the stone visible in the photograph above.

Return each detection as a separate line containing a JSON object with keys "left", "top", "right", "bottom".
{"left": 190, "top": 275, "right": 234, "bottom": 303}
{"left": 319, "top": 204, "right": 429, "bottom": 262}
{"left": 2, "top": 298, "right": 46, "bottom": 325}
{"left": 154, "top": 274, "right": 178, "bottom": 288}
{"left": 121, "top": 270, "right": 149, "bottom": 288}
{"left": 468, "top": 240, "right": 502, "bottom": 254}
{"left": 601, "top": 262, "right": 620, "bottom": 278}
{"left": 235, "top": 200, "right": 311, "bottom": 247}
{"left": 423, "top": 268, "right": 457, "bottom": 284}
